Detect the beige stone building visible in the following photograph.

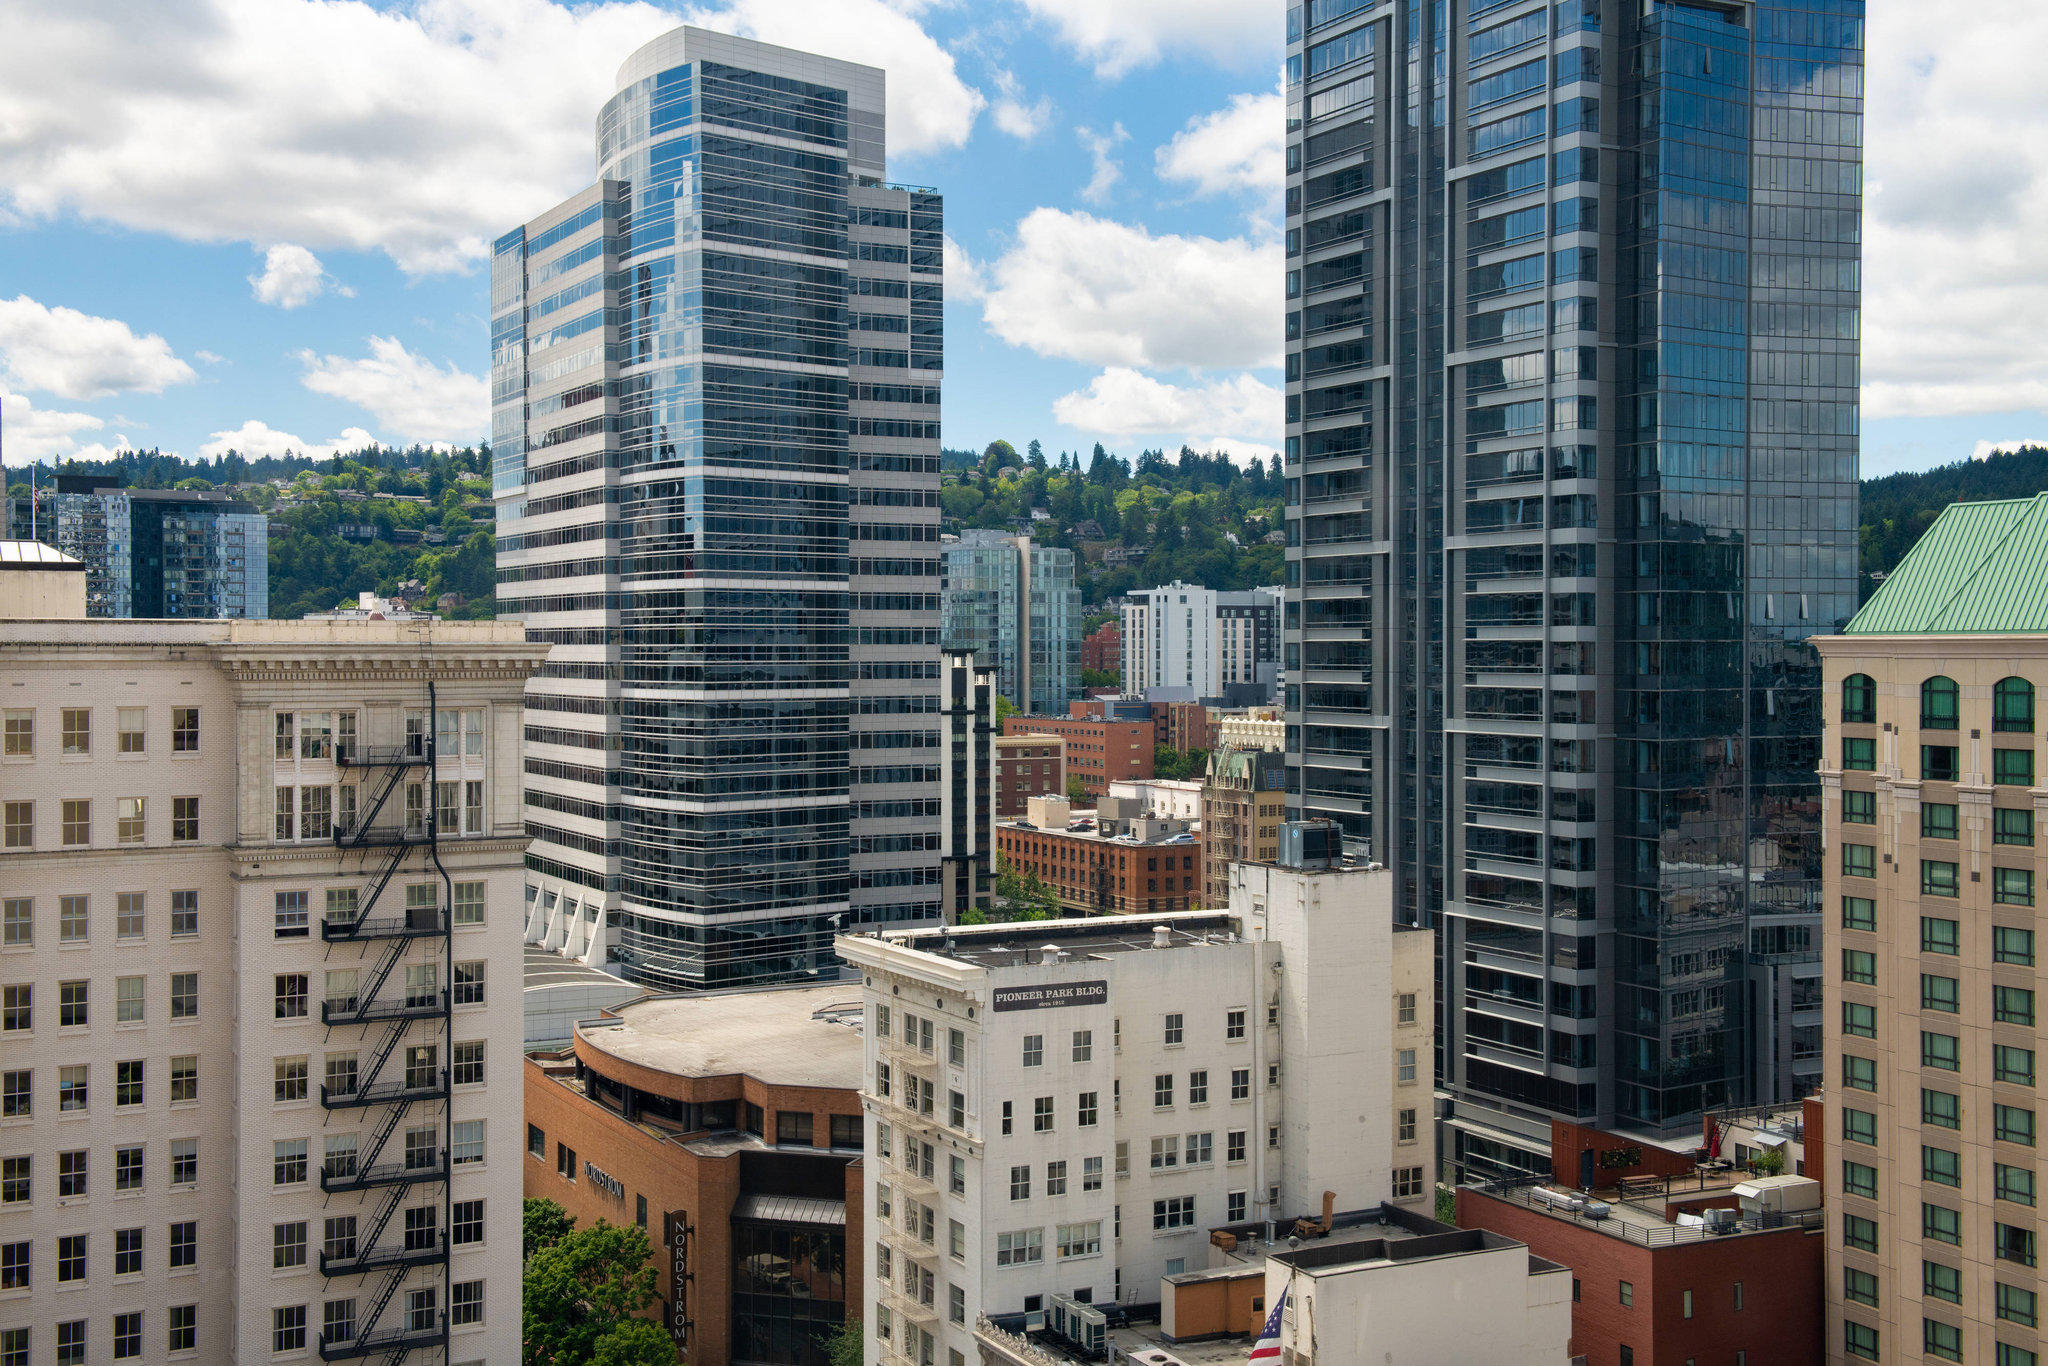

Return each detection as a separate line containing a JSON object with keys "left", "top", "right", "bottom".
{"left": 0, "top": 619, "right": 544, "bottom": 1365}
{"left": 1200, "top": 746, "right": 1288, "bottom": 911}
{"left": 1817, "top": 494, "right": 2048, "bottom": 1366}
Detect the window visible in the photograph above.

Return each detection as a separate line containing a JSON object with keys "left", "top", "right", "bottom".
{"left": 275, "top": 1138, "right": 309, "bottom": 1186}
{"left": 1997, "top": 925, "right": 2038, "bottom": 965}
{"left": 1231, "top": 1068, "right": 1251, "bottom": 1100}
{"left": 0, "top": 1071, "right": 27, "bottom": 1118}
{"left": 1926, "top": 1318, "right": 1964, "bottom": 1362}
{"left": 0, "top": 984, "right": 23, "bottom": 1033}
{"left": 1153, "top": 1196, "right": 1196, "bottom": 1230}
{"left": 171, "top": 889, "right": 198, "bottom": 937}
{"left": 170, "top": 973, "right": 197, "bottom": 1019}
{"left": 0, "top": 1242, "right": 24, "bottom": 1290}
{"left": 1998, "top": 1162, "right": 2037, "bottom": 1207}
{"left": 1151, "top": 1136, "right": 1179, "bottom": 1169}
{"left": 995, "top": 1230, "right": 1043, "bottom": 1265}
{"left": 1998, "top": 1045, "right": 2037, "bottom": 1086}
{"left": 274, "top": 1305, "right": 307, "bottom": 1353}
{"left": 1999, "top": 1221, "right": 2038, "bottom": 1267}
{"left": 1924, "top": 1088, "right": 1962, "bottom": 1129}
{"left": 1923, "top": 973, "right": 1961, "bottom": 1013}
{"left": 1154, "top": 1074, "right": 1173, "bottom": 1107}
{"left": 56, "top": 1232, "right": 86, "bottom": 1282}
{"left": 274, "top": 891, "right": 309, "bottom": 939}
{"left": 1997, "top": 867, "right": 2037, "bottom": 906}
{"left": 1924, "top": 1201, "right": 1962, "bottom": 1244}
{"left": 169, "top": 1219, "right": 197, "bottom": 1267}
{"left": 405, "top": 1289, "right": 437, "bottom": 1334}
{"left": 172, "top": 706, "right": 199, "bottom": 752}
{"left": 1619, "top": 1280, "right": 1633, "bottom": 1307}
{"left": 1, "top": 802, "right": 28, "bottom": 849}
{"left": 58, "top": 1149, "right": 85, "bottom": 1197}
{"left": 1999, "top": 1281, "right": 2039, "bottom": 1328}
{"left": 1843, "top": 1213, "right": 1879, "bottom": 1253}
{"left": 0, "top": 898, "right": 25, "bottom": 946}
{"left": 1844, "top": 1267, "right": 1879, "bottom": 1307}
{"left": 168, "top": 1054, "right": 197, "bottom": 1103}
{"left": 115, "top": 1224, "right": 144, "bottom": 1274}
{"left": 1, "top": 709, "right": 30, "bottom": 757}
{"left": 1046, "top": 1160, "right": 1068, "bottom": 1195}
{"left": 1226, "top": 1008, "right": 1246, "bottom": 1039}
{"left": 1189, "top": 1070, "right": 1209, "bottom": 1104}
{"left": 1843, "top": 673, "right": 1876, "bottom": 723}
{"left": 58, "top": 1063, "right": 86, "bottom": 1110}
{"left": 1398, "top": 1048, "right": 1418, "bottom": 1083}
{"left": 275, "top": 1056, "right": 308, "bottom": 1104}
{"left": 1842, "top": 1159, "right": 1878, "bottom": 1198}
{"left": 453, "top": 1199, "right": 485, "bottom": 1246}
{"left": 1843, "top": 736, "right": 1875, "bottom": 770}
{"left": 528, "top": 1124, "right": 546, "bottom": 1159}
{"left": 1925, "top": 744, "right": 1961, "bottom": 782}
{"left": 62, "top": 707, "right": 90, "bottom": 755}
{"left": 275, "top": 973, "right": 308, "bottom": 1019}
{"left": 453, "top": 961, "right": 485, "bottom": 1006}
{"left": 1398, "top": 1107, "right": 1417, "bottom": 1142}
{"left": 1843, "top": 949, "right": 1877, "bottom": 984}
{"left": 1164, "top": 1013, "right": 1184, "bottom": 1045}
{"left": 1022, "top": 1034, "right": 1043, "bottom": 1068}
{"left": 1010, "top": 1166, "right": 1030, "bottom": 1200}
{"left": 1999, "top": 807, "right": 2036, "bottom": 845}
{"left": 2002, "top": 1345, "right": 2041, "bottom": 1366}
{"left": 1923, "top": 860, "right": 1960, "bottom": 898}
{"left": 1922, "top": 916, "right": 1961, "bottom": 954}
{"left": 0, "top": 1156, "right": 24, "bottom": 1205}
{"left": 1057, "top": 1221, "right": 1102, "bottom": 1258}
{"left": 1998, "top": 747, "right": 2037, "bottom": 786}
{"left": 451, "top": 880, "right": 485, "bottom": 927}
{"left": 117, "top": 1059, "right": 143, "bottom": 1105}
{"left": 60, "top": 799, "right": 89, "bottom": 845}
{"left": 1998, "top": 985, "right": 2037, "bottom": 1027}
{"left": 452, "top": 1041, "right": 484, "bottom": 1087}
{"left": 1844, "top": 789, "right": 1876, "bottom": 824}
{"left": 1083, "top": 1156, "right": 1103, "bottom": 1191}
{"left": 115, "top": 796, "right": 145, "bottom": 843}
{"left": 452, "top": 1279, "right": 484, "bottom": 1327}
{"left": 1924, "top": 1031, "right": 1961, "bottom": 1071}
{"left": 1842, "top": 844, "right": 1875, "bottom": 878}
{"left": 1842, "top": 895, "right": 1875, "bottom": 931}
{"left": 452, "top": 1120, "right": 484, "bottom": 1166}
{"left": 1924, "top": 675, "right": 1960, "bottom": 728}
{"left": 1842, "top": 1001, "right": 1876, "bottom": 1038}
{"left": 113, "top": 1311, "right": 142, "bottom": 1359}
{"left": 1997, "top": 1104, "right": 2037, "bottom": 1147}
{"left": 269, "top": 1224, "right": 308, "bottom": 1271}
{"left": 1393, "top": 1167, "right": 1425, "bottom": 1198}
{"left": 60, "top": 979, "right": 86, "bottom": 1027}
{"left": 116, "top": 707, "right": 146, "bottom": 754}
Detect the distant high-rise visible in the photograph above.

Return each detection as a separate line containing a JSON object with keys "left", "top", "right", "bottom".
{"left": 494, "top": 28, "right": 944, "bottom": 990}
{"left": 1121, "top": 581, "right": 1282, "bottom": 701}
{"left": 10, "top": 476, "right": 268, "bottom": 618}
{"left": 1282, "top": 0, "right": 1863, "bottom": 1171}
{"left": 940, "top": 529, "right": 1078, "bottom": 714}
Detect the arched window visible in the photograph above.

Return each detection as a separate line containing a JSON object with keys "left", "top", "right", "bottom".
{"left": 1842, "top": 674, "right": 1876, "bottom": 725}
{"left": 1922, "top": 676, "right": 1960, "bottom": 731}
{"left": 1995, "top": 677, "right": 2036, "bottom": 734}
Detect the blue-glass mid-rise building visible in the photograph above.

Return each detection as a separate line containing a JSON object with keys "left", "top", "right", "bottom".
{"left": 1281, "top": 0, "right": 1862, "bottom": 1171}
{"left": 10, "top": 475, "right": 269, "bottom": 618}
{"left": 495, "top": 28, "right": 944, "bottom": 990}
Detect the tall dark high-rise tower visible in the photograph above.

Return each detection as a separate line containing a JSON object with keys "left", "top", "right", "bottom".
{"left": 1281, "top": 0, "right": 1863, "bottom": 1171}
{"left": 495, "top": 29, "right": 944, "bottom": 990}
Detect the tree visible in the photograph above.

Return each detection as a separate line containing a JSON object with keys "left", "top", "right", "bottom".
{"left": 1080, "top": 666, "right": 1119, "bottom": 690}
{"left": 1152, "top": 746, "right": 1210, "bottom": 782}
{"left": 821, "top": 1318, "right": 864, "bottom": 1366}
{"left": 995, "top": 695, "right": 1020, "bottom": 727}
{"left": 523, "top": 1217, "right": 662, "bottom": 1366}
{"left": 1065, "top": 775, "right": 1090, "bottom": 804}
{"left": 992, "top": 852, "right": 1060, "bottom": 920}
{"left": 524, "top": 1196, "right": 577, "bottom": 1259}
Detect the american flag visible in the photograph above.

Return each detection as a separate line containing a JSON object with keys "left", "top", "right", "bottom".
{"left": 1248, "top": 1285, "right": 1288, "bottom": 1363}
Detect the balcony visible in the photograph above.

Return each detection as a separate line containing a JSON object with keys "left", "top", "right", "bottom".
{"left": 322, "top": 908, "right": 447, "bottom": 944}
{"left": 323, "top": 990, "right": 447, "bottom": 1028}
{"left": 321, "top": 1072, "right": 449, "bottom": 1111}
{"left": 320, "top": 1234, "right": 447, "bottom": 1278}
{"left": 319, "top": 1317, "right": 446, "bottom": 1361}
{"left": 321, "top": 1155, "right": 448, "bottom": 1194}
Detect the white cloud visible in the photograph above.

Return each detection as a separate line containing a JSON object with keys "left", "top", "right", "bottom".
{"left": 0, "top": 0, "right": 981, "bottom": 277}
{"left": 1864, "top": 5, "right": 2048, "bottom": 420}
{"left": 298, "top": 337, "right": 488, "bottom": 445}
{"left": 1077, "top": 123, "right": 1129, "bottom": 204}
{"left": 193, "top": 350, "right": 226, "bottom": 366}
{"left": 944, "top": 233, "right": 988, "bottom": 303}
{"left": 977, "top": 209, "right": 1281, "bottom": 371}
{"left": 0, "top": 295, "right": 194, "bottom": 401}
{"left": 1156, "top": 91, "right": 1283, "bottom": 201}
{"left": 1972, "top": 439, "right": 2048, "bottom": 461}
{"left": 1017, "top": 0, "right": 1277, "bottom": 78}
{"left": 990, "top": 69, "right": 1052, "bottom": 141}
{"left": 249, "top": 244, "right": 350, "bottom": 309}
{"left": 196, "top": 420, "right": 378, "bottom": 462}
{"left": 1053, "top": 367, "right": 1279, "bottom": 451}
{"left": 0, "top": 389, "right": 105, "bottom": 463}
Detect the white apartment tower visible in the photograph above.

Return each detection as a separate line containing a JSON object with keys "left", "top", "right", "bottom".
{"left": 0, "top": 619, "right": 544, "bottom": 1366}
{"left": 1121, "top": 582, "right": 1282, "bottom": 700}
{"left": 839, "top": 845, "right": 1432, "bottom": 1366}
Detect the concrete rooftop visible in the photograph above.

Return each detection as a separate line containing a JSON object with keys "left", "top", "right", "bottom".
{"left": 576, "top": 982, "right": 865, "bottom": 1091}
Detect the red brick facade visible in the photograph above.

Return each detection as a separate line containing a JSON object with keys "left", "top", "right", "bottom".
{"left": 994, "top": 734, "right": 1066, "bottom": 816}
{"left": 1457, "top": 1188, "right": 1822, "bottom": 1366}
{"left": 1003, "top": 714, "right": 1152, "bottom": 796}
{"left": 994, "top": 821, "right": 1203, "bottom": 916}
{"left": 524, "top": 1051, "right": 865, "bottom": 1366}
{"left": 1550, "top": 1120, "right": 1699, "bottom": 1188}
{"left": 1082, "top": 621, "right": 1121, "bottom": 674}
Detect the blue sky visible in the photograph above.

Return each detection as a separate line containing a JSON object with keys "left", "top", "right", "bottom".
{"left": 0, "top": 0, "right": 2035, "bottom": 480}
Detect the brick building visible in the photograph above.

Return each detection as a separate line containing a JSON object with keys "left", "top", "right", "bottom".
{"left": 992, "top": 733, "right": 1065, "bottom": 818}
{"left": 1080, "top": 620, "right": 1121, "bottom": 675}
{"left": 1457, "top": 1121, "right": 1825, "bottom": 1366}
{"left": 1000, "top": 715, "right": 1151, "bottom": 797}
{"left": 1200, "top": 745, "right": 1289, "bottom": 909}
{"left": 992, "top": 796, "right": 1202, "bottom": 917}
{"left": 524, "top": 984, "right": 866, "bottom": 1366}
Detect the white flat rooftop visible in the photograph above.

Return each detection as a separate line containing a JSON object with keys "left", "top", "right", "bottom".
{"left": 576, "top": 982, "right": 865, "bottom": 1091}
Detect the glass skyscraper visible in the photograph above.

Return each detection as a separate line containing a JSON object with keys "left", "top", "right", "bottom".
{"left": 18, "top": 476, "right": 269, "bottom": 618}
{"left": 1281, "top": 0, "right": 1862, "bottom": 1171}
{"left": 939, "top": 528, "right": 1080, "bottom": 715}
{"left": 495, "top": 28, "right": 944, "bottom": 990}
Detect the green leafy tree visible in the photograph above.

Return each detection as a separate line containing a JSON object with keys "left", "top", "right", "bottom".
{"left": 1080, "top": 666, "right": 1119, "bottom": 689}
{"left": 1152, "top": 746, "right": 1210, "bottom": 782}
{"left": 992, "top": 853, "right": 1060, "bottom": 920}
{"left": 821, "top": 1318, "right": 864, "bottom": 1366}
{"left": 524, "top": 1196, "right": 577, "bottom": 1259}
{"left": 1065, "top": 775, "right": 1090, "bottom": 804}
{"left": 523, "top": 1217, "right": 662, "bottom": 1366}
{"left": 995, "top": 695, "right": 1020, "bottom": 727}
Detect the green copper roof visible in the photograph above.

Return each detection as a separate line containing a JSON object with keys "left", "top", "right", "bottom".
{"left": 1848, "top": 493, "right": 2048, "bottom": 635}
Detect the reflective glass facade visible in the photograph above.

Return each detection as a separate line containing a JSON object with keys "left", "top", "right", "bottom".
{"left": 1282, "top": 0, "right": 1861, "bottom": 1166}
{"left": 939, "top": 529, "right": 1079, "bottom": 715}
{"left": 33, "top": 484, "right": 268, "bottom": 619}
{"left": 498, "top": 29, "right": 942, "bottom": 990}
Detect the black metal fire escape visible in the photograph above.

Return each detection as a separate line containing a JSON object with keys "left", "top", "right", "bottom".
{"left": 318, "top": 682, "right": 452, "bottom": 1364}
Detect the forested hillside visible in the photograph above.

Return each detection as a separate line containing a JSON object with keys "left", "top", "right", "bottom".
{"left": 1861, "top": 445, "right": 2048, "bottom": 584}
